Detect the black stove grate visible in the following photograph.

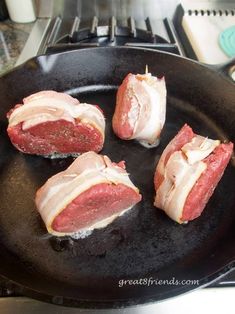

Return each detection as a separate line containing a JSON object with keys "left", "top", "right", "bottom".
{"left": 39, "top": 15, "right": 184, "bottom": 55}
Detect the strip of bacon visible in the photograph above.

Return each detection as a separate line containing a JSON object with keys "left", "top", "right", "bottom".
{"left": 154, "top": 124, "right": 233, "bottom": 223}
{"left": 112, "top": 72, "right": 166, "bottom": 147}
{"left": 8, "top": 90, "right": 105, "bottom": 133}
{"left": 35, "top": 152, "right": 142, "bottom": 236}
{"left": 7, "top": 91, "right": 105, "bottom": 157}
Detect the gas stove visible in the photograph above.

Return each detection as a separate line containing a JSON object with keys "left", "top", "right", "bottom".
{"left": 6, "top": 0, "right": 235, "bottom": 309}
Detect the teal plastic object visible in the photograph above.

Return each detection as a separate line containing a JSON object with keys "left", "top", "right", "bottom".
{"left": 219, "top": 25, "right": 235, "bottom": 57}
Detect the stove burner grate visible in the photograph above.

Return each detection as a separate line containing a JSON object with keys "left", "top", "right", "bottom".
{"left": 43, "top": 16, "right": 183, "bottom": 55}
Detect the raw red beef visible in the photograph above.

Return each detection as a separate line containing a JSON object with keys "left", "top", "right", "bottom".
{"left": 182, "top": 142, "right": 233, "bottom": 221}
{"left": 35, "top": 151, "right": 142, "bottom": 237}
{"left": 112, "top": 71, "right": 166, "bottom": 148}
{"left": 154, "top": 124, "right": 233, "bottom": 223}
{"left": 7, "top": 91, "right": 105, "bottom": 158}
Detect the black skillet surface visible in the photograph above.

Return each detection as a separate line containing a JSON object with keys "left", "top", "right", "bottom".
{"left": 0, "top": 47, "right": 234, "bottom": 308}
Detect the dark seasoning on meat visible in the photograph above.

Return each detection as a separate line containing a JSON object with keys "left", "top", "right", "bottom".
{"left": 7, "top": 91, "right": 105, "bottom": 157}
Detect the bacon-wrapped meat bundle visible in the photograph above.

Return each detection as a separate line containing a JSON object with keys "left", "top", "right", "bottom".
{"left": 7, "top": 91, "right": 105, "bottom": 158}
{"left": 154, "top": 124, "right": 233, "bottom": 223}
{"left": 112, "top": 71, "right": 166, "bottom": 148}
{"left": 35, "top": 151, "right": 142, "bottom": 237}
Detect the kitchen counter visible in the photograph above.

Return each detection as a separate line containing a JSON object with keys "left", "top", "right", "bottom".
{"left": 0, "top": 20, "right": 34, "bottom": 74}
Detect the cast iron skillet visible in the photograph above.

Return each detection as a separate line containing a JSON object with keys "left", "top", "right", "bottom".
{"left": 0, "top": 47, "right": 234, "bottom": 308}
